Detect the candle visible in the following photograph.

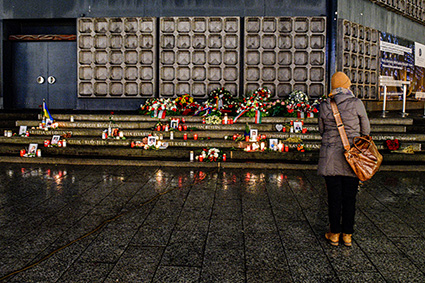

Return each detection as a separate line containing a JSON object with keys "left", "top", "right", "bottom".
{"left": 230, "top": 118, "right": 233, "bottom": 124}
{"left": 285, "top": 145, "right": 289, "bottom": 152}
{"left": 246, "top": 145, "right": 251, "bottom": 151}
{"left": 260, "top": 142, "right": 265, "bottom": 151}
{"left": 223, "top": 114, "right": 228, "bottom": 124}
{"left": 20, "top": 149, "right": 26, "bottom": 157}
{"left": 261, "top": 134, "right": 266, "bottom": 140}
{"left": 183, "top": 133, "right": 187, "bottom": 140}
{"left": 223, "top": 153, "right": 226, "bottom": 161}
{"left": 182, "top": 118, "right": 186, "bottom": 123}
{"left": 202, "top": 118, "right": 206, "bottom": 124}
{"left": 199, "top": 155, "right": 204, "bottom": 162}
{"left": 190, "top": 151, "right": 194, "bottom": 161}
{"left": 302, "top": 128, "right": 308, "bottom": 134}
{"left": 183, "top": 125, "right": 187, "bottom": 131}
{"left": 282, "top": 127, "right": 286, "bottom": 133}
{"left": 44, "top": 140, "right": 50, "bottom": 147}
{"left": 233, "top": 134, "right": 237, "bottom": 141}
{"left": 131, "top": 141, "right": 135, "bottom": 148}
{"left": 245, "top": 136, "right": 249, "bottom": 142}
{"left": 278, "top": 142, "right": 283, "bottom": 152}
{"left": 156, "top": 125, "right": 161, "bottom": 131}
{"left": 165, "top": 124, "right": 169, "bottom": 131}
{"left": 170, "top": 131, "right": 174, "bottom": 140}
{"left": 178, "top": 125, "right": 182, "bottom": 131}
{"left": 194, "top": 133, "right": 198, "bottom": 140}
{"left": 119, "top": 131, "right": 124, "bottom": 138}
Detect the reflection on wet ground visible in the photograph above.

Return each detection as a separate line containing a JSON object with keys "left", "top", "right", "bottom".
{"left": 0, "top": 164, "right": 424, "bottom": 282}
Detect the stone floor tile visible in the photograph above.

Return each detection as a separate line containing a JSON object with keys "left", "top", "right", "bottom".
{"left": 246, "top": 267, "right": 292, "bottom": 283}
{"left": 337, "top": 272, "right": 386, "bottom": 282}
{"left": 152, "top": 266, "right": 201, "bottom": 283}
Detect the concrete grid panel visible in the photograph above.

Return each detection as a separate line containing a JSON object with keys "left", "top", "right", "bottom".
{"left": 370, "top": 0, "right": 425, "bottom": 24}
{"left": 337, "top": 19, "right": 380, "bottom": 100}
{"left": 77, "top": 17, "right": 157, "bottom": 98}
{"left": 244, "top": 17, "right": 327, "bottom": 99}
{"left": 159, "top": 17, "right": 240, "bottom": 99}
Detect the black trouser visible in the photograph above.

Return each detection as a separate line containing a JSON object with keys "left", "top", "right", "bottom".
{"left": 324, "top": 176, "right": 359, "bottom": 234}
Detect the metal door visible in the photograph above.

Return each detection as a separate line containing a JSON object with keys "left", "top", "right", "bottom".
{"left": 12, "top": 41, "right": 77, "bottom": 109}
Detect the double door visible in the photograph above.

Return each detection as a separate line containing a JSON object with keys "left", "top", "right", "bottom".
{"left": 12, "top": 41, "right": 77, "bottom": 109}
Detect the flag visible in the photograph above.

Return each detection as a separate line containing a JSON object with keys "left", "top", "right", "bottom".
{"left": 255, "top": 110, "right": 262, "bottom": 124}
{"left": 42, "top": 100, "right": 54, "bottom": 122}
{"left": 234, "top": 110, "right": 247, "bottom": 122}
{"left": 157, "top": 110, "right": 166, "bottom": 119}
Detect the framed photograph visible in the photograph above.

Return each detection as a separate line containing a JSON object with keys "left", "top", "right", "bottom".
{"left": 147, "top": 136, "right": 157, "bottom": 146}
{"left": 51, "top": 135, "right": 61, "bottom": 145}
{"left": 170, "top": 119, "right": 179, "bottom": 129}
{"left": 269, "top": 138, "right": 278, "bottom": 150}
{"left": 250, "top": 129, "right": 258, "bottom": 141}
{"left": 294, "top": 121, "right": 303, "bottom": 132}
{"left": 28, "top": 143, "right": 38, "bottom": 155}
{"left": 19, "top": 126, "right": 27, "bottom": 135}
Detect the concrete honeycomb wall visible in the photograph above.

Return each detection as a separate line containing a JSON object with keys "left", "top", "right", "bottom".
{"left": 370, "top": 0, "right": 425, "bottom": 24}
{"left": 77, "top": 17, "right": 156, "bottom": 98}
{"left": 159, "top": 17, "right": 240, "bottom": 99}
{"left": 337, "top": 19, "right": 380, "bottom": 100}
{"left": 244, "top": 17, "right": 327, "bottom": 99}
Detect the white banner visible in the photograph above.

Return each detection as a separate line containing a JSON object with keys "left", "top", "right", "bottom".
{"left": 415, "top": 42, "right": 425, "bottom": 68}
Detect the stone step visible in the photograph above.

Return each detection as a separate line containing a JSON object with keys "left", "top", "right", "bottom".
{"left": 41, "top": 113, "right": 414, "bottom": 126}
{"left": 17, "top": 121, "right": 408, "bottom": 134}
{"left": 1, "top": 143, "right": 424, "bottom": 164}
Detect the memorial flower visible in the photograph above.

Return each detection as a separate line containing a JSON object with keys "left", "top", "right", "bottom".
{"left": 237, "top": 87, "right": 271, "bottom": 117}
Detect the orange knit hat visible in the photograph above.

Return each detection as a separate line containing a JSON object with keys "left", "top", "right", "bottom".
{"left": 331, "top": 72, "right": 351, "bottom": 90}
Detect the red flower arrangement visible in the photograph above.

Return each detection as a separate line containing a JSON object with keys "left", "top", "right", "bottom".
{"left": 385, "top": 139, "right": 400, "bottom": 151}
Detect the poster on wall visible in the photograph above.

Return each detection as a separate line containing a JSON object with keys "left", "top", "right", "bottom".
{"left": 380, "top": 33, "right": 425, "bottom": 97}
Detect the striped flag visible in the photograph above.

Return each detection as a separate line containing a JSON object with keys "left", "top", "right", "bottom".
{"left": 42, "top": 100, "right": 54, "bottom": 122}
{"left": 157, "top": 110, "right": 166, "bottom": 119}
{"left": 255, "top": 110, "right": 262, "bottom": 124}
{"left": 234, "top": 110, "right": 247, "bottom": 122}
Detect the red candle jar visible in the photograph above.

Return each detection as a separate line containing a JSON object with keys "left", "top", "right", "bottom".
{"left": 223, "top": 154, "right": 226, "bottom": 162}
{"left": 302, "top": 128, "right": 308, "bottom": 134}
{"left": 182, "top": 118, "right": 186, "bottom": 123}
{"left": 131, "top": 141, "right": 135, "bottom": 148}
{"left": 194, "top": 134, "right": 198, "bottom": 140}
{"left": 162, "top": 125, "right": 166, "bottom": 131}
{"left": 261, "top": 134, "right": 266, "bottom": 140}
{"left": 245, "top": 136, "right": 249, "bottom": 142}
{"left": 183, "top": 125, "right": 188, "bottom": 131}
{"left": 199, "top": 155, "right": 204, "bottom": 162}
{"left": 178, "top": 125, "right": 182, "bottom": 131}
{"left": 282, "top": 127, "right": 286, "bottom": 133}
{"left": 230, "top": 118, "right": 233, "bottom": 124}
{"left": 285, "top": 145, "right": 289, "bottom": 152}
{"left": 58, "top": 141, "right": 63, "bottom": 147}
{"left": 183, "top": 133, "right": 187, "bottom": 140}
{"left": 156, "top": 125, "right": 161, "bottom": 131}
{"left": 202, "top": 118, "right": 206, "bottom": 124}
{"left": 222, "top": 119, "right": 225, "bottom": 124}
{"left": 44, "top": 140, "right": 50, "bottom": 147}
{"left": 20, "top": 149, "right": 26, "bottom": 157}
{"left": 233, "top": 134, "right": 237, "bottom": 141}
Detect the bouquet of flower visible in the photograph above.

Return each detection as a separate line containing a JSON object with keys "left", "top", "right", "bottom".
{"left": 205, "top": 115, "right": 222, "bottom": 125}
{"left": 285, "top": 90, "right": 310, "bottom": 114}
{"left": 140, "top": 98, "right": 177, "bottom": 115}
{"left": 237, "top": 87, "right": 271, "bottom": 117}
{"left": 265, "top": 99, "right": 286, "bottom": 117}
{"left": 196, "top": 147, "right": 223, "bottom": 162}
{"left": 206, "top": 88, "right": 238, "bottom": 114}
{"left": 175, "top": 94, "right": 201, "bottom": 115}
{"left": 385, "top": 139, "right": 400, "bottom": 151}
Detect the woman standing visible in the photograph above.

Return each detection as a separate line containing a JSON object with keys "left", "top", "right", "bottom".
{"left": 318, "top": 72, "right": 370, "bottom": 247}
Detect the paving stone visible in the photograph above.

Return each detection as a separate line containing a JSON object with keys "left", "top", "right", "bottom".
{"left": 1, "top": 165, "right": 425, "bottom": 282}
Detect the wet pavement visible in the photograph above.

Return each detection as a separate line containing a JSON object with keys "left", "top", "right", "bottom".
{"left": 0, "top": 164, "right": 424, "bottom": 282}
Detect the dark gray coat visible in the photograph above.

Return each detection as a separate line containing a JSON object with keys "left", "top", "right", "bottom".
{"left": 317, "top": 88, "right": 370, "bottom": 177}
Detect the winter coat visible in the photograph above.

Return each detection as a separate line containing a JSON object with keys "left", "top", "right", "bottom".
{"left": 317, "top": 87, "right": 371, "bottom": 177}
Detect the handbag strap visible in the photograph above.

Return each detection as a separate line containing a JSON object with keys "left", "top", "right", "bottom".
{"left": 329, "top": 98, "right": 351, "bottom": 151}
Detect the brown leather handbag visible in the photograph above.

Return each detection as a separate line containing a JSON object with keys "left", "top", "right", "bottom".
{"left": 330, "top": 99, "right": 383, "bottom": 181}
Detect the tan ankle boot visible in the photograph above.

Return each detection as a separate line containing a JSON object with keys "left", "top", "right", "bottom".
{"left": 342, "top": 233, "right": 352, "bottom": 247}
{"left": 325, "top": 231, "right": 340, "bottom": 246}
